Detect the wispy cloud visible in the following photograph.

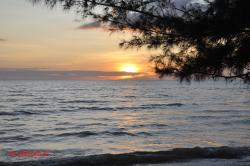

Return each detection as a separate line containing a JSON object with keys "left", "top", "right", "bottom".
{"left": 0, "top": 38, "right": 7, "bottom": 42}
{"left": 78, "top": 21, "right": 102, "bottom": 30}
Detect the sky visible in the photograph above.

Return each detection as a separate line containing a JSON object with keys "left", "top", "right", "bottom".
{"left": 0, "top": 0, "right": 158, "bottom": 80}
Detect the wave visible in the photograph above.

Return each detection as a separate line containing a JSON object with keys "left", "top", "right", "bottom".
{"left": 58, "top": 100, "right": 109, "bottom": 104}
{"left": 159, "top": 94, "right": 170, "bottom": 97}
{"left": 8, "top": 94, "right": 34, "bottom": 97}
{"left": 229, "top": 119, "right": 250, "bottom": 125}
{"left": 166, "top": 103, "right": 184, "bottom": 107}
{"left": 77, "top": 123, "right": 108, "bottom": 127}
{"left": 60, "top": 106, "right": 113, "bottom": 112}
{"left": 203, "top": 109, "right": 237, "bottom": 113}
{"left": 124, "top": 95, "right": 136, "bottom": 98}
{"left": 6, "top": 99, "right": 18, "bottom": 102}
{"left": 1, "top": 146, "right": 249, "bottom": 166}
{"left": 55, "top": 130, "right": 152, "bottom": 138}
{"left": 141, "top": 103, "right": 184, "bottom": 108}
{"left": 8, "top": 90, "right": 25, "bottom": 93}
{"left": 131, "top": 123, "right": 169, "bottom": 128}
{"left": 78, "top": 106, "right": 114, "bottom": 111}
{"left": 0, "top": 110, "right": 41, "bottom": 116}
{"left": 16, "top": 110, "right": 40, "bottom": 115}
{"left": 0, "top": 111, "right": 16, "bottom": 116}
{"left": 20, "top": 103, "right": 47, "bottom": 107}
{"left": 56, "top": 131, "right": 97, "bottom": 137}
{"left": 103, "top": 131, "right": 136, "bottom": 136}
{"left": 0, "top": 135, "right": 30, "bottom": 143}
{"left": 188, "top": 115, "right": 219, "bottom": 119}
{"left": 73, "top": 103, "right": 184, "bottom": 112}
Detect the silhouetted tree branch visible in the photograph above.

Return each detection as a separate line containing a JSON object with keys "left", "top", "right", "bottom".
{"left": 31, "top": 0, "right": 250, "bottom": 83}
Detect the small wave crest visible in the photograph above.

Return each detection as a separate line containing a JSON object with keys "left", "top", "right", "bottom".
{"left": 56, "top": 131, "right": 97, "bottom": 137}
{"left": 0, "top": 111, "right": 41, "bottom": 116}
{"left": 0, "top": 135, "right": 30, "bottom": 143}
{"left": 20, "top": 103, "right": 47, "bottom": 107}
{"left": 55, "top": 130, "right": 152, "bottom": 138}
{"left": 141, "top": 103, "right": 184, "bottom": 108}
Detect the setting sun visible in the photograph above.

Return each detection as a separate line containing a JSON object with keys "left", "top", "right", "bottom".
{"left": 120, "top": 64, "right": 139, "bottom": 73}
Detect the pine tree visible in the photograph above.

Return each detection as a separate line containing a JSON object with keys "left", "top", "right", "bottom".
{"left": 32, "top": 0, "right": 250, "bottom": 83}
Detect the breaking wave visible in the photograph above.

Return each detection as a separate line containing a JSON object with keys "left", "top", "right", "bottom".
{"left": 1, "top": 146, "right": 249, "bottom": 166}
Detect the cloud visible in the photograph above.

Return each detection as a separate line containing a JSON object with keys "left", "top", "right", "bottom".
{"left": 76, "top": 1, "right": 208, "bottom": 31}
{"left": 78, "top": 21, "right": 102, "bottom": 30}
{"left": 0, "top": 69, "right": 152, "bottom": 80}
{"left": 73, "top": 19, "right": 82, "bottom": 22}
{"left": 0, "top": 38, "right": 7, "bottom": 42}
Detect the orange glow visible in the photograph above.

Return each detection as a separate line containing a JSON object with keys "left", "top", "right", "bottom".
{"left": 0, "top": 1, "right": 162, "bottom": 80}
{"left": 120, "top": 64, "right": 139, "bottom": 73}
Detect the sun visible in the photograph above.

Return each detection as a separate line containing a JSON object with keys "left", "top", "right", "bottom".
{"left": 120, "top": 64, "right": 139, "bottom": 73}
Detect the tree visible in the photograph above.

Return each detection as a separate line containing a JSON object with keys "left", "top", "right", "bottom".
{"left": 31, "top": 0, "right": 250, "bottom": 83}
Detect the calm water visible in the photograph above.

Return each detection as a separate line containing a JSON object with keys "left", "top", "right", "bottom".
{"left": 0, "top": 80, "right": 249, "bottom": 162}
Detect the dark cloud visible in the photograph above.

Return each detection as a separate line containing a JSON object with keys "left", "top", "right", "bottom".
{"left": 0, "top": 69, "right": 146, "bottom": 80}
{"left": 78, "top": 21, "right": 101, "bottom": 30}
{"left": 0, "top": 38, "right": 7, "bottom": 42}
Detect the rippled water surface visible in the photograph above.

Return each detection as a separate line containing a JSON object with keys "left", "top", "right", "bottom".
{"left": 0, "top": 80, "right": 249, "bottom": 162}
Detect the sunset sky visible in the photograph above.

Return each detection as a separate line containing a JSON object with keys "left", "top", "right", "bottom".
{"left": 0, "top": 0, "right": 158, "bottom": 80}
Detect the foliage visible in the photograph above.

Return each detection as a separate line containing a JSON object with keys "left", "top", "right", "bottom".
{"left": 32, "top": 0, "right": 250, "bottom": 83}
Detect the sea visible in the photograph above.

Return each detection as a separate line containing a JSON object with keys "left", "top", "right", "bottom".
{"left": 0, "top": 80, "right": 249, "bottom": 166}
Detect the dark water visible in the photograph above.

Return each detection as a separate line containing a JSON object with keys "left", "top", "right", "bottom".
{"left": 0, "top": 80, "right": 249, "bottom": 165}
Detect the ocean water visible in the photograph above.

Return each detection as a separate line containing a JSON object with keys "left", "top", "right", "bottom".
{"left": 0, "top": 80, "right": 249, "bottom": 165}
